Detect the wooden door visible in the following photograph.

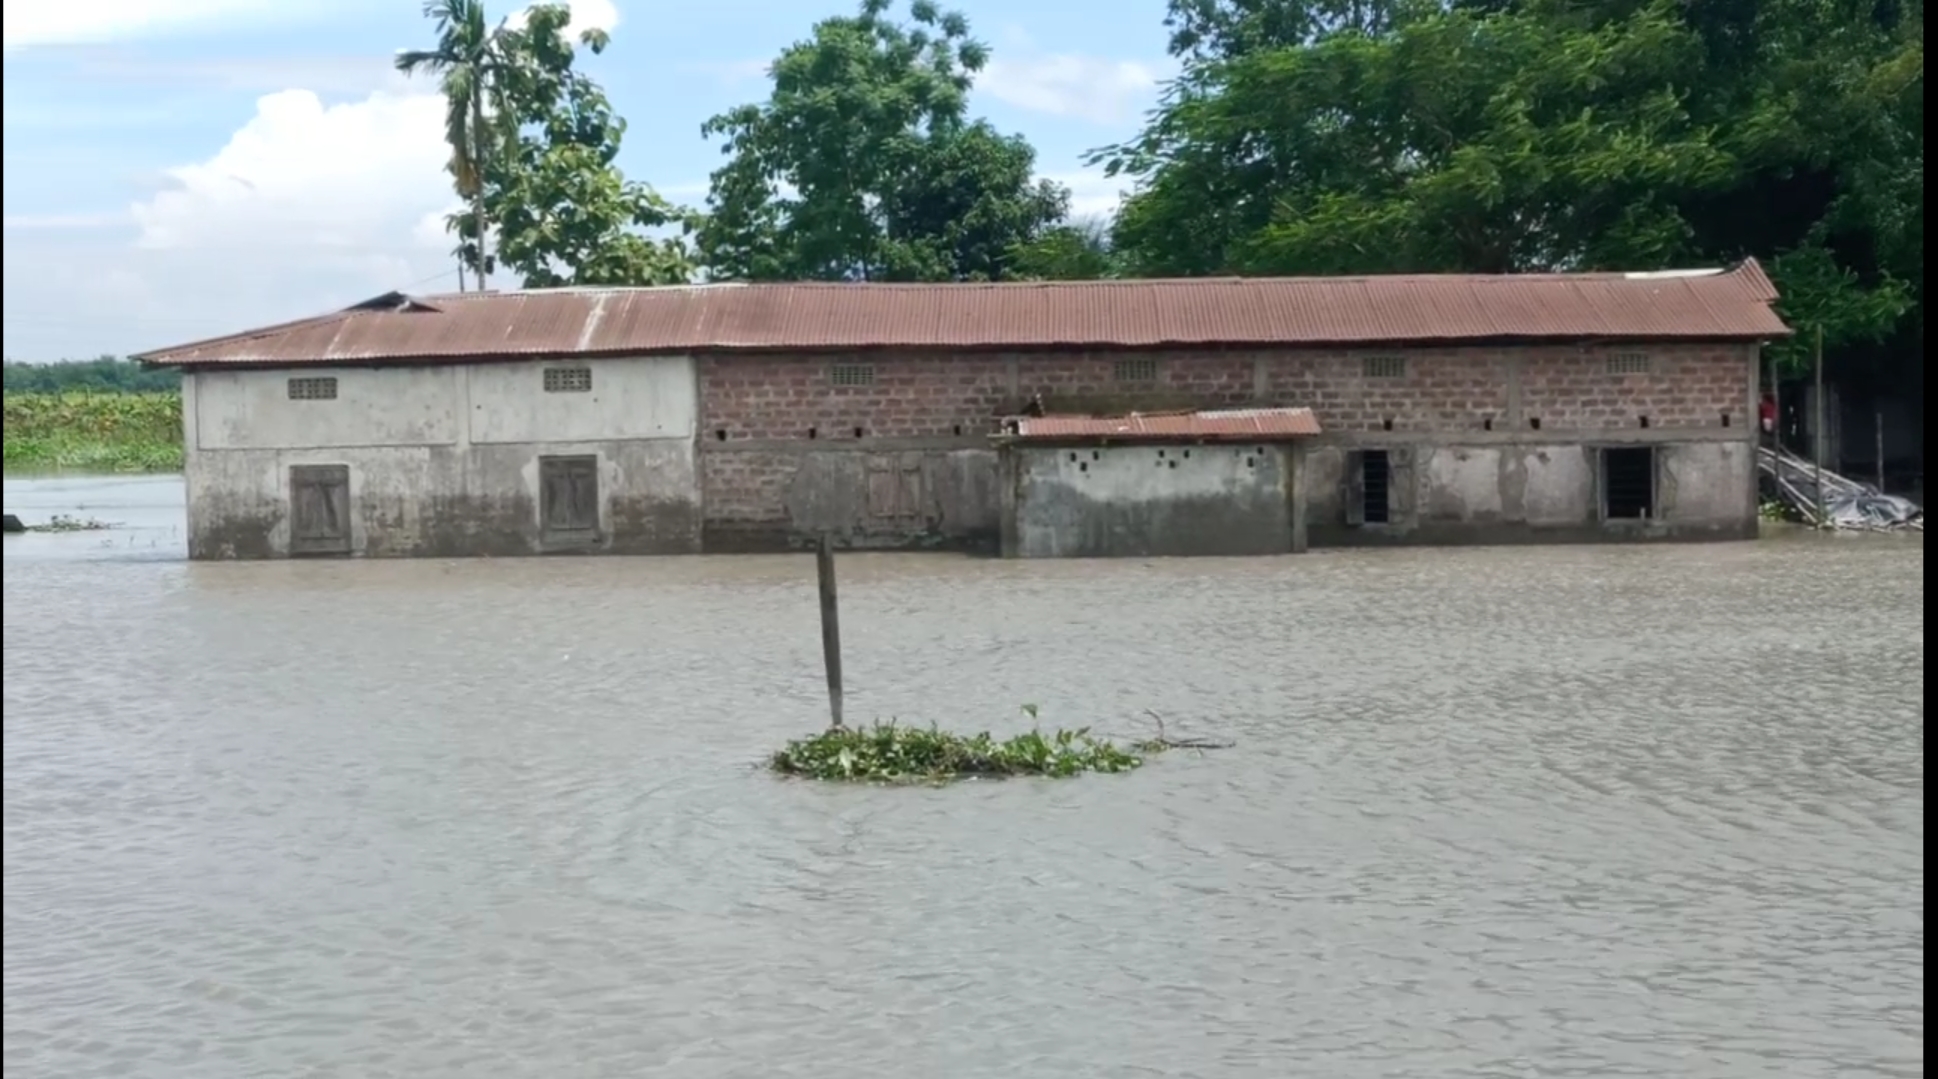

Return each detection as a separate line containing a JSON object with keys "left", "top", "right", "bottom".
{"left": 539, "top": 455, "right": 601, "bottom": 541}
{"left": 864, "top": 453, "right": 927, "bottom": 527}
{"left": 289, "top": 464, "right": 351, "bottom": 555}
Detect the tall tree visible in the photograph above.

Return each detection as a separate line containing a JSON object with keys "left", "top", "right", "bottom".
{"left": 1162, "top": 0, "right": 1419, "bottom": 62}
{"left": 481, "top": 4, "right": 695, "bottom": 286}
{"left": 1103, "top": 0, "right": 1922, "bottom": 379}
{"left": 698, "top": 0, "right": 1068, "bottom": 282}
{"left": 396, "top": 0, "right": 522, "bottom": 289}
{"left": 1104, "top": 1, "right": 1731, "bottom": 277}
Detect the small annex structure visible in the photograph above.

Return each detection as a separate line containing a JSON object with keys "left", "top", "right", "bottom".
{"left": 993, "top": 408, "right": 1326, "bottom": 558}
{"left": 135, "top": 264, "right": 1788, "bottom": 560}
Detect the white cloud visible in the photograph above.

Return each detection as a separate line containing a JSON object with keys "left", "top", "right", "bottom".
{"left": 0, "top": 86, "right": 463, "bottom": 359}
{"left": 133, "top": 89, "right": 452, "bottom": 257}
{"left": 978, "top": 53, "right": 1172, "bottom": 126}
{"left": 1047, "top": 168, "right": 1132, "bottom": 221}
{"left": 4, "top": 0, "right": 306, "bottom": 50}
{"left": 0, "top": 0, "right": 629, "bottom": 359}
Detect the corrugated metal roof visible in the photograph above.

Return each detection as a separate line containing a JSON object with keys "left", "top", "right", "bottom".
{"left": 135, "top": 261, "right": 1790, "bottom": 367}
{"left": 1001, "top": 408, "right": 1323, "bottom": 443}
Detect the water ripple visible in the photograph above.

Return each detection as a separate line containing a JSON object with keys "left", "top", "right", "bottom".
{"left": 3, "top": 482, "right": 1923, "bottom": 1079}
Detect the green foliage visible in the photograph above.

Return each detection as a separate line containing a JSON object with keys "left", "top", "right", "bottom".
{"left": 1765, "top": 243, "right": 1912, "bottom": 374}
{"left": 397, "top": 0, "right": 522, "bottom": 286}
{"left": 401, "top": 1, "right": 692, "bottom": 288}
{"left": 1007, "top": 217, "right": 1124, "bottom": 281}
{"left": 698, "top": 0, "right": 1068, "bottom": 282}
{"left": 2, "top": 392, "right": 184, "bottom": 473}
{"left": 3, "top": 359, "right": 179, "bottom": 395}
{"left": 474, "top": 4, "right": 695, "bottom": 287}
{"left": 1107, "top": 0, "right": 1923, "bottom": 386}
{"left": 1162, "top": 0, "right": 1421, "bottom": 62}
{"left": 769, "top": 720, "right": 1147, "bottom": 783}
{"left": 1104, "top": 1, "right": 1733, "bottom": 277}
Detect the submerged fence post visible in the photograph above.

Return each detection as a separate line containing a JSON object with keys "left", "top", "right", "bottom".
{"left": 1875, "top": 409, "right": 1886, "bottom": 491}
{"left": 1812, "top": 324, "right": 1827, "bottom": 526}
{"left": 816, "top": 533, "right": 844, "bottom": 730}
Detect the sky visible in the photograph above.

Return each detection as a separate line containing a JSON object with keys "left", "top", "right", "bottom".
{"left": 1, "top": 0, "right": 1178, "bottom": 362}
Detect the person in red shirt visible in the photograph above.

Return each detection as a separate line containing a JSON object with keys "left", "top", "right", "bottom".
{"left": 1759, "top": 392, "right": 1778, "bottom": 446}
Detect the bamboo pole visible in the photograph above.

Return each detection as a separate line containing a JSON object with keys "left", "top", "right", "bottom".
{"left": 815, "top": 534, "right": 845, "bottom": 730}
{"left": 1875, "top": 408, "right": 1886, "bottom": 491}
{"left": 1813, "top": 324, "right": 1826, "bottom": 526}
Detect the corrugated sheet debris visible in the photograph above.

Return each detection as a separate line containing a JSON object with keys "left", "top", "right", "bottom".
{"left": 136, "top": 262, "right": 1790, "bottom": 368}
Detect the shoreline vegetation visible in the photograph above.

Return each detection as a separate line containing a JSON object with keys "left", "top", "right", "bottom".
{"left": 2, "top": 392, "right": 184, "bottom": 474}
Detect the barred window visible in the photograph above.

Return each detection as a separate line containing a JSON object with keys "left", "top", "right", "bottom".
{"left": 830, "top": 364, "right": 877, "bottom": 387}
{"left": 1606, "top": 352, "right": 1651, "bottom": 376}
{"left": 1112, "top": 357, "right": 1158, "bottom": 383}
{"left": 287, "top": 377, "right": 338, "bottom": 401}
{"left": 543, "top": 366, "right": 594, "bottom": 393}
{"left": 1362, "top": 355, "right": 1407, "bottom": 379}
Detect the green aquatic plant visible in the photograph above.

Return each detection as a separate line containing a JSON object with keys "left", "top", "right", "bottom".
{"left": 769, "top": 722, "right": 1145, "bottom": 782}
{"left": 769, "top": 706, "right": 1230, "bottom": 783}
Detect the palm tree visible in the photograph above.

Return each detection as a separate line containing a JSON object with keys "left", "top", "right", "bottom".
{"left": 396, "top": 0, "right": 518, "bottom": 290}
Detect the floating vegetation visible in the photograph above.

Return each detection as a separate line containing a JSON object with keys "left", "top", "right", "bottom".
{"left": 28, "top": 514, "right": 115, "bottom": 533}
{"left": 769, "top": 707, "right": 1230, "bottom": 783}
{"left": 1760, "top": 499, "right": 1801, "bottom": 523}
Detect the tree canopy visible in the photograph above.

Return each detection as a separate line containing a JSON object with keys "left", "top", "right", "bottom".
{"left": 697, "top": 0, "right": 1068, "bottom": 281}
{"left": 404, "top": 1, "right": 692, "bottom": 289}
{"left": 479, "top": 4, "right": 694, "bottom": 287}
{"left": 1100, "top": 0, "right": 1923, "bottom": 377}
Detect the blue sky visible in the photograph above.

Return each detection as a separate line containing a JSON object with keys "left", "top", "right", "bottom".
{"left": 2, "top": 0, "right": 1176, "bottom": 361}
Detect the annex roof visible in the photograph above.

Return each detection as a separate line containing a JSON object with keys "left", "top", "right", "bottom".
{"left": 135, "top": 261, "right": 1790, "bottom": 368}
{"left": 998, "top": 407, "right": 1323, "bottom": 444}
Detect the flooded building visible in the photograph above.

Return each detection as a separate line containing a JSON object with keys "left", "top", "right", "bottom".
{"left": 995, "top": 408, "right": 1325, "bottom": 558}
{"left": 134, "top": 263, "right": 1789, "bottom": 560}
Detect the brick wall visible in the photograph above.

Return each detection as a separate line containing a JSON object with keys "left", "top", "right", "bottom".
{"left": 701, "top": 449, "right": 803, "bottom": 526}
{"left": 1520, "top": 344, "right": 1753, "bottom": 430}
{"left": 697, "top": 354, "right": 1011, "bottom": 442}
{"left": 698, "top": 343, "right": 1752, "bottom": 441}
{"left": 1263, "top": 349, "right": 1512, "bottom": 431}
{"left": 697, "top": 343, "right": 1755, "bottom": 539}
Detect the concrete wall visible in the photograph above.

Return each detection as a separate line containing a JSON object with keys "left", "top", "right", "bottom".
{"left": 1298, "top": 433, "right": 1757, "bottom": 546}
{"left": 1003, "top": 443, "right": 1295, "bottom": 558}
{"left": 696, "top": 342, "right": 1759, "bottom": 550}
{"left": 182, "top": 357, "right": 700, "bottom": 559}
{"left": 997, "top": 434, "right": 1755, "bottom": 559}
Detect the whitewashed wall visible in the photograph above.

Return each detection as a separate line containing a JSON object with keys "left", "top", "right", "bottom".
{"left": 181, "top": 357, "right": 702, "bottom": 559}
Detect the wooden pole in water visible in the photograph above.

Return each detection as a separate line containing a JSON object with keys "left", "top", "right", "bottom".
{"left": 816, "top": 534, "right": 845, "bottom": 730}
{"left": 1875, "top": 408, "right": 1886, "bottom": 491}
{"left": 1813, "top": 324, "right": 1827, "bottom": 525}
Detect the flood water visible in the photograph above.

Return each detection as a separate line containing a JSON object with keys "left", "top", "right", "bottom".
{"left": 3, "top": 475, "right": 1924, "bottom": 1078}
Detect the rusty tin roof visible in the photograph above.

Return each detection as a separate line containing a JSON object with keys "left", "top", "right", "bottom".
{"left": 135, "top": 261, "right": 1789, "bottom": 368}
{"left": 998, "top": 407, "right": 1323, "bottom": 444}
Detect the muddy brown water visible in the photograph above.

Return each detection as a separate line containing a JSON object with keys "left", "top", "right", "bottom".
{"left": 3, "top": 476, "right": 1924, "bottom": 1078}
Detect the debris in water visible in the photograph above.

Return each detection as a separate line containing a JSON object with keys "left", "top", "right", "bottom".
{"left": 1758, "top": 448, "right": 1922, "bottom": 532}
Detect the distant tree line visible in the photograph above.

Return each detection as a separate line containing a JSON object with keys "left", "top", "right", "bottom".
{"left": 3, "top": 358, "right": 180, "bottom": 394}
